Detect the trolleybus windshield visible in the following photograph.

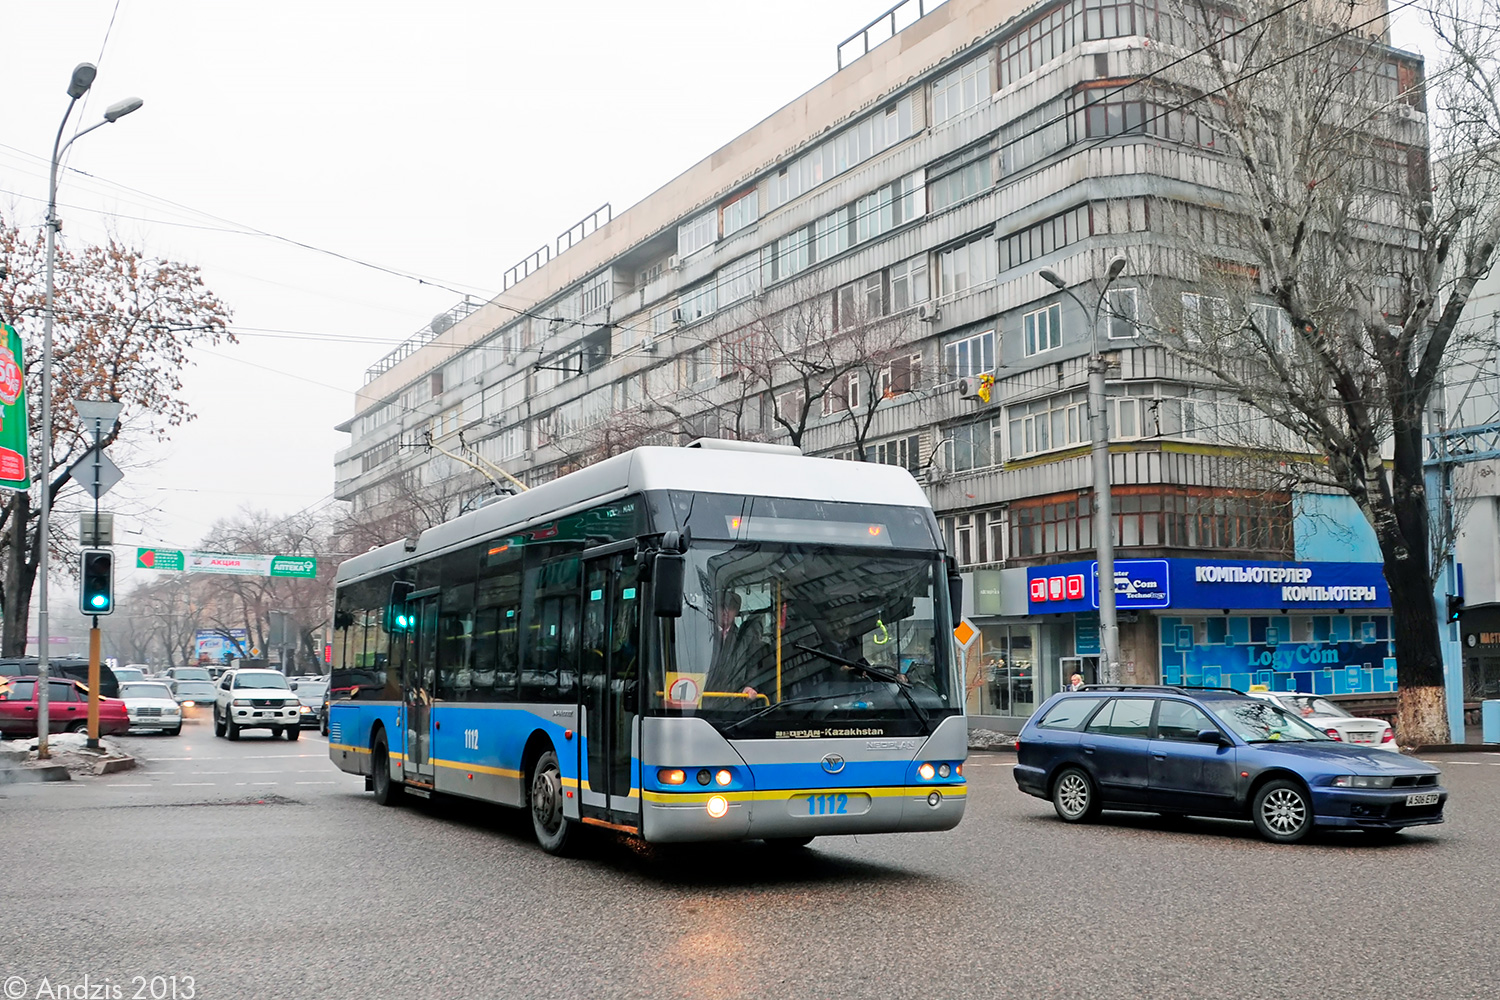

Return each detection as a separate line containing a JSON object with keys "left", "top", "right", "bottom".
{"left": 656, "top": 543, "right": 957, "bottom": 740}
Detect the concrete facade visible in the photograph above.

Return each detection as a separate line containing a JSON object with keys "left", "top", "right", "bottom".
{"left": 334, "top": 0, "right": 1424, "bottom": 727}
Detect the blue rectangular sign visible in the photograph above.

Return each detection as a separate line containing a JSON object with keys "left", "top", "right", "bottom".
{"left": 1027, "top": 558, "right": 1390, "bottom": 613}
{"left": 1027, "top": 559, "right": 1171, "bottom": 614}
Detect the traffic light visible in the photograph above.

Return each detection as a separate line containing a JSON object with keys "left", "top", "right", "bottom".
{"left": 79, "top": 549, "right": 114, "bottom": 615}
{"left": 1446, "top": 594, "right": 1465, "bottom": 623}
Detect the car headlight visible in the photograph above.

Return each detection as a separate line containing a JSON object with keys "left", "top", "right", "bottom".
{"left": 180, "top": 700, "right": 195, "bottom": 708}
{"left": 232, "top": 698, "right": 252, "bottom": 706}
{"left": 1332, "top": 775, "right": 1394, "bottom": 788}
{"left": 164, "top": 707, "right": 180, "bottom": 715}
{"left": 300, "top": 705, "right": 313, "bottom": 714}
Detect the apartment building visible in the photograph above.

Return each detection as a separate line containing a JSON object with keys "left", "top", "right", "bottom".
{"left": 334, "top": 0, "right": 1424, "bottom": 730}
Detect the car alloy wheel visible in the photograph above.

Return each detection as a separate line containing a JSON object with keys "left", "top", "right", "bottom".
{"left": 1052, "top": 767, "right": 1099, "bottom": 823}
{"left": 1253, "top": 779, "right": 1313, "bottom": 843}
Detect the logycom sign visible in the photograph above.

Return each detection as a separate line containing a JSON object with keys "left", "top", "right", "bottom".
{"left": 1028, "top": 558, "right": 1389, "bottom": 614}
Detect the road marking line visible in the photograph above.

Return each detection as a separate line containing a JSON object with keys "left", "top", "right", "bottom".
{"left": 295, "top": 781, "right": 336, "bottom": 785}
{"left": 171, "top": 782, "right": 216, "bottom": 786}
{"left": 108, "top": 783, "right": 151, "bottom": 787}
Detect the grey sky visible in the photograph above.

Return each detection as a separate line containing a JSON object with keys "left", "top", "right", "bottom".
{"left": 0, "top": 0, "right": 1438, "bottom": 592}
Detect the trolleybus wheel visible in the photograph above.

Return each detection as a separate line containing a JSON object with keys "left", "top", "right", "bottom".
{"left": 529, "top": 749, "right": 574, "bottom": 855}
{"left": 372, "top": 731, "right": 403, "bottom": 807}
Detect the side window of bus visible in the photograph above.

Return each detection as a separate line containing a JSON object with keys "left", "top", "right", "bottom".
{"left": 477, "top": 540, "right": 523, "bottom": 701}
{"left": 523, "top": 548, "right": 581, "bottom": 702}
{"left": 436, "top": 582, "right": 475, "bottom": 702}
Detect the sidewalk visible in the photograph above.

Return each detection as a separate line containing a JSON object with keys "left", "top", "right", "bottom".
{"left": 0, "top": 732, "right": 137, "bottom": 780}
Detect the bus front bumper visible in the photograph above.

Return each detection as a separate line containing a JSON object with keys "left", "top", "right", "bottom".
{"left": 640, "top": 784, "right": 966, "bottom": 843}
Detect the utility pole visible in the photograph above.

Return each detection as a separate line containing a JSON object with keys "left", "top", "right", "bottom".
{"left": 1040, "top": 256, "right": 1130, "bottom": 683}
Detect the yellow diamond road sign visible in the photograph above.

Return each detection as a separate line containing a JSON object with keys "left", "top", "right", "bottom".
{"left": 953, "top": 619, "right": 978, "bottom": 648}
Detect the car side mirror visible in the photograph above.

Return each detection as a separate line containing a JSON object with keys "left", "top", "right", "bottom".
{"left": 1197, "top": 728, "right": 1229, "bottom": 746}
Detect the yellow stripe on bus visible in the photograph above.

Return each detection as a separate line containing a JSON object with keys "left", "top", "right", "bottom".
{"left": 640, "top": 785, "right": 968, "bottom": 805}
{"left": 328, "top": 743, "right": 370, "bottom": 755}
{"left": 431, "top": 758, "right": 522, "bottom": 779}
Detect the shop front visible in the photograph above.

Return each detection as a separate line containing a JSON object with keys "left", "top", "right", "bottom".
{"left": 1026, "top": 558, "right": 1396, "bottom": 697}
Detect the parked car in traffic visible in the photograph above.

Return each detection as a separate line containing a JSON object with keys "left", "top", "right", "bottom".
{"left": 1245, "top": 690, "right": 1398, "bottom": 750}
{"left": 0, "top": 676, "right": 130, "bottom": 737}
{"left": 118, "top": 681, "right": 183, "bottom": 736}
{"left": 0, "top": 657, "right": 120, "bottom": 698}
{"left": 213, "top": 668, "right": 302, "bottom": 741}
{"left": 288, "top": 677, "right": 327, "bottom": 729}
{"left": 112, "top": 666, "right": 147, "bottom": 684}
{"left": 1014, "top": 685, "right": 1446, "bottom": 843}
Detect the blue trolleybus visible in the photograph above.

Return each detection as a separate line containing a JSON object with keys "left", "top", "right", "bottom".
{"left": 327, "top": 441, "right": 967, "bottom": 852}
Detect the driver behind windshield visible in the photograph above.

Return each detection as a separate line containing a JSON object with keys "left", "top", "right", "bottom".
{"left": 704, "top": 591, "right": 768, "bottom": 703}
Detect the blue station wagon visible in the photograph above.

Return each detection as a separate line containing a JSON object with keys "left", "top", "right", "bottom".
{"left": 1014, "top": 686, "right": 1447, "bottom": 843}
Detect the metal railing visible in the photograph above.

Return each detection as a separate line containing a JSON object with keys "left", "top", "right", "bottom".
{"left": 363, "top": 298, "right": 481, "bottom": 383}
{"left": 837, "top": 0, "right": 948, "bottom": 69}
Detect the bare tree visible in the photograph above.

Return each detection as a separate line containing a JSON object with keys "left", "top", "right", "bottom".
{"left": 0, "top": 215, "right": 232, "bottom": 655}
{"left": 1139, "top": 0, "right": 1500, "bottom": 742}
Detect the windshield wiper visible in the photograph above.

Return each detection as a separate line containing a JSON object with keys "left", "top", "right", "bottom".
{"left": 719, "top": 693, "right": 848, "bottom": 735}
{"left": 792, "top": 642, "right": 931, "bottom": 734}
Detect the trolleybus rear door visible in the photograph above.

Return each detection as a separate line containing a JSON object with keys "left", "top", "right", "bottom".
{"left": 580, "top": 548, "right": 641, "bottom": 824}
{"left": 402, "top": 590, "right": 439, "bottom": 785}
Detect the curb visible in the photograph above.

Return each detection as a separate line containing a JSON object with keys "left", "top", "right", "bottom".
{"left": 95, "top": 755, "right": 137, "bottom": 775}
{"left": 1412, "top": 744, "right": 1500, "bottom": 754}
{"left": 0, "top": 765, "right": 72, "bottom": 784}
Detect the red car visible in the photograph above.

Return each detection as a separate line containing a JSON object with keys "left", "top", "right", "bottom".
{"left": 0, "top": 675, "right": 130, "bottom": 738}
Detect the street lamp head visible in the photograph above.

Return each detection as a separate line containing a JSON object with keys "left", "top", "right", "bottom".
{"left": 1106, "top": 256, "right": 1129, "bottom": 281}
{"left": 1038, "top": 268, "right": 1067, "bottom": 290}
{"left": 67, "top": 63, "right": 97, "bottom": 100}
{"left": 103, "top": 97, "right": 144, "bottom": 123}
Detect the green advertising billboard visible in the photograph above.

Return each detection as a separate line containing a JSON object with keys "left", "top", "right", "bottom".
{"left": 0, "top": 324, "right": 31, "bottom": 491}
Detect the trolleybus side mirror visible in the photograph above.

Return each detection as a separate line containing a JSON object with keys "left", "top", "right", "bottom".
{"left": 653, "top": 553, "right": 685, "bottom": 618}
{"left": 384, "top": 580, "right": 416, "bottom": 633}
{"left": 946, "top": 557, "right": 963, "bottom": 623}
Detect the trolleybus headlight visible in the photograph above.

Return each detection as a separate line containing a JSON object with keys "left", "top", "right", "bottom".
{"left": 697, "top": 768, "right": 712, "bottom": 786}
{"left": 715, "top": 769, "right": 732, "bottom": 786}
{"left": 658, "top": 768, "right": 686, "bottom": 785}
{"left": 937, "top": 763, "right": 951, "bottom": 778}
{"left": 706, "top": 795, "right": 729, "bottom": 818}
{"left": 918, "top": 762, "right": 936, "bottom": 781}
{"left": 955, "top": 763, "right": 963, "bottom": 776}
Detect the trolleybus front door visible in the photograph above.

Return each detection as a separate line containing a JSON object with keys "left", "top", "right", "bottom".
{"left": 402, "top": 591, "right": 439, "bottom": 785}
{"left": 580, "top": 548, "right": 641, "bottom": 824}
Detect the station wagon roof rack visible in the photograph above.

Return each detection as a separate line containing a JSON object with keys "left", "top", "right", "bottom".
{"left": 1077, "top": 684, "right": 1245, "bottom": 695}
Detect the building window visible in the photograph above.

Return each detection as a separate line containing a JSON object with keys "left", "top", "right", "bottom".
{"left": 1010, "top": 494, "right": 1092, "bottom": 558}
{"left": 1008, "top": 389, "right": 1088, "bottom": 458}
{"left": 814, "top": 207, "right": 851, "bottom": 262}
{"left": 944, "top": 330, "right": 995, "bottom": 382}
{"left": 939, "top": 237, "right": 997, "bottom": 297}
{"left": 890, "top": 255, "right": 930, "bottom": 310}
{"left": 578, "top": 273, "right": 610, "bottom": 316}
{"left": 677, "top": 209, "right": 716, "bottom": 258}
{"left": 638, "top": 259, "right": 666, "bottom": 288}
{"left": 722, "top": 189, "right": 759, "bottom": 238}
{"left": 821, "top": 373, "right": 859, "bottom": 416}
{"left": 1023, "top": 303, "right": 1063, "bottom": 356}
{"left": 865, "top": 434, "right": 922, "bottom": 474}
{"left": 677, "top": 282, "right": 717, "bottom": 324}
{"left": 836, "top": 274, "right": 884, "bottom": 329}
{"left": 716, "top": 252, "right": 761, "bottom": 307}
{"left": 881, "top": 353, "right": 923, "bottom": 396}
{"left": 928, "top": 154, "right": 993, "bottom": 212}
{"left": 775, "top": 388, "right": 806, "bottom": 422}
{"left": 1181, "top": 292, "right": 1230, "bottom": 343}
{"left": 767, "top": 228, "right": 812, "bottom": 282}
{"left": 999, "top": 200, "right": 1147, "bottom": 272}
{"left": 1105, "top": 288, "right": 1138, "bottom": 340}
{"left": 933, "top": 50, "right": 994, "bottom": 125}
{"left": 942, "top": 417, "right": 999, "bottom": 472}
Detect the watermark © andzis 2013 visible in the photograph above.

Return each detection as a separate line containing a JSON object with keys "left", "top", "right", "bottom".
{"left": 3, "top": 975, "right": 197, "bottom": 1000}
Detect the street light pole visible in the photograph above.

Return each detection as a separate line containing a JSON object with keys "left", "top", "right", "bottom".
{"left": 1039, "top": 256, "right": 1128, "bottom": 684}
{"left": 35, "top": 64, "right": 142, "bottom": 758}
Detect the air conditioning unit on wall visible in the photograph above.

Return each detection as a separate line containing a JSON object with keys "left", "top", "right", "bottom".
{"left": 918, "top": 303, "right": 940, "bottom": 323}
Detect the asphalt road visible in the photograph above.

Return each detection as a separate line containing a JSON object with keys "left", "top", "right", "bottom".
{"left": 2, "top": 716, "right": 1498, "bottom": 1000}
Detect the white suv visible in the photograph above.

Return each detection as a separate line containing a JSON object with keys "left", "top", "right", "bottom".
{"left": 214, "top": 669, "right": 303, "bottom": 741}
